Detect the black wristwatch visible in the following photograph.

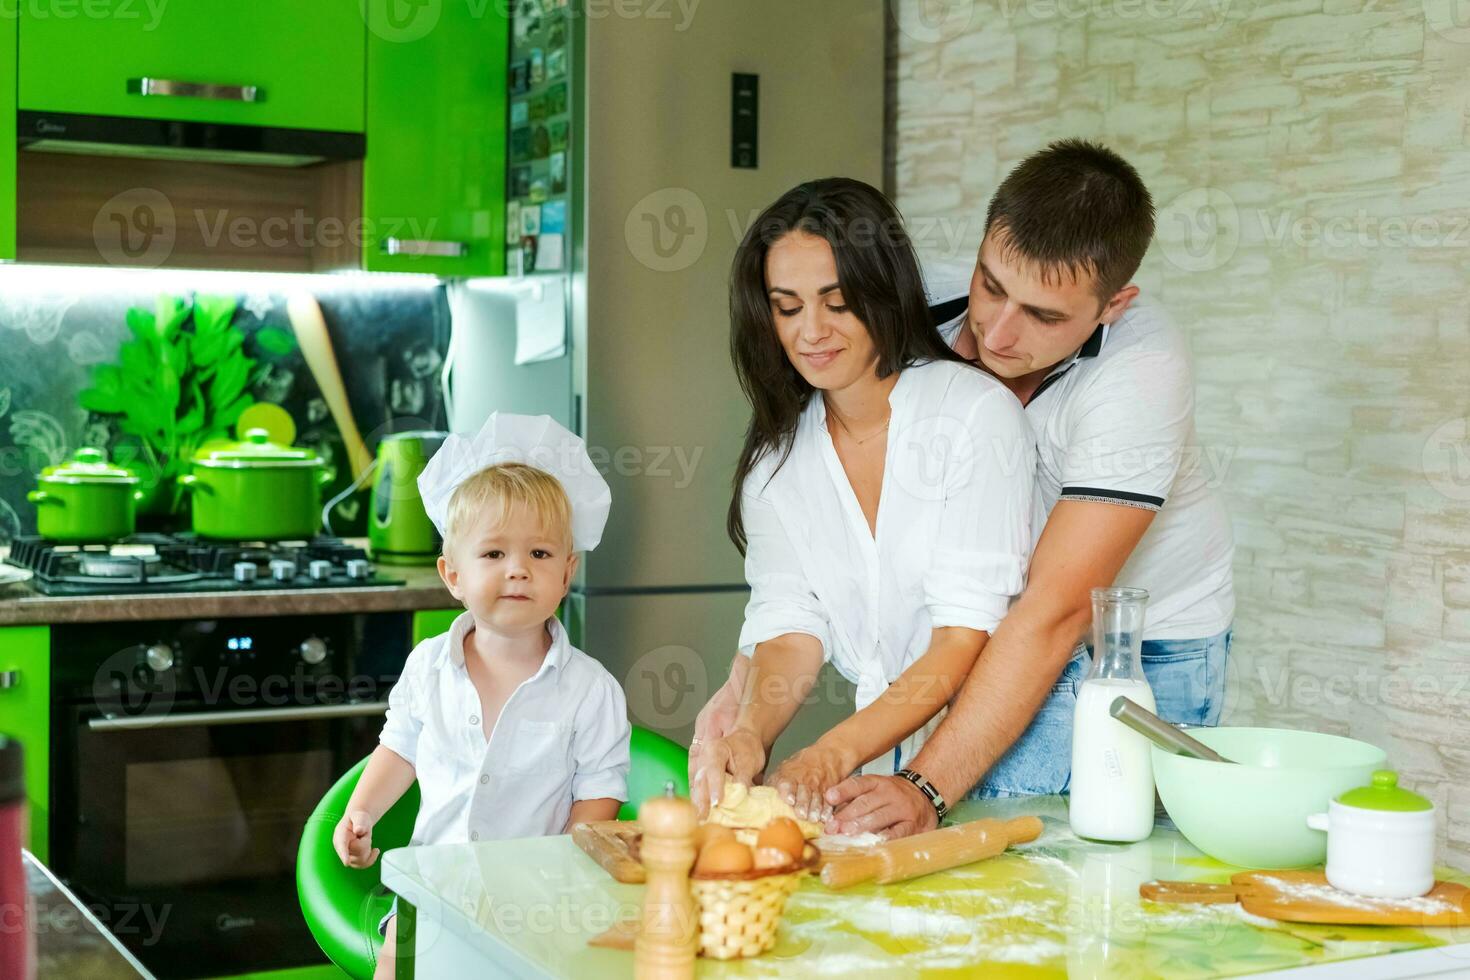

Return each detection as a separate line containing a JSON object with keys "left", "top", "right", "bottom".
{"left": 896, "top": 768, "right": 949, "bottom": 822}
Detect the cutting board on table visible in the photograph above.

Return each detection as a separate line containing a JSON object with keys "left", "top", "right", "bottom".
{"left": 571, "top": 820, "right": 644, "bottom": 883}
{"left": 1142, "top": 870, "right": 1470, "bottom": 926}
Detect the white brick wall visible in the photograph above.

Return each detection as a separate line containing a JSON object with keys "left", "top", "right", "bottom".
{"left": 890, "top": 0, "right": 1470, "bottom": 868}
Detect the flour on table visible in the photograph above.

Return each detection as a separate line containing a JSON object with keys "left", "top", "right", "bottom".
{"left": 815, "top": 831, "right": 885, "bottom": 849}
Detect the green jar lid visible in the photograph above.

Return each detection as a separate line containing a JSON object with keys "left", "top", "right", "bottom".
{"left": 1337, "top": 770, "right": 1433, "bottom": 812}
{"left": 193, "top": 428, "right": 322, "bottom": 468}
{"left": 41, "top": 447, "right": 139, "bottom": 484}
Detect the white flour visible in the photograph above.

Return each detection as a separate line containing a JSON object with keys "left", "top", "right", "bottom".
{"left": 816, "top": 832, "right": 885, "bottom": 849}
{"left": 1251, "top": 876, "right": 1458, "bottom": 916}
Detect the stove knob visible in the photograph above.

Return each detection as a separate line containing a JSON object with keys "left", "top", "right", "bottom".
{"left": 144, "top": 644, "right": 174, "bottom": 672}
{"left": 308, "top": 560, "right": 334, "bottom": 582}
{"left": 269, "top": 559, "right": 297, "bottom": 582}
{"left": 299, "top": 637, "right": 328, "bottom": 665}
{"left": 233, "top": 561, "right": 259, "bottom": 583}
{"left": 345, "top": 559, "right": 373, "bottom": 580}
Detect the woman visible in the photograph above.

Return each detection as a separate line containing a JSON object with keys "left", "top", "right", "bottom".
{"left": 689, "top": 178, "right": 1038, "bottom": 825}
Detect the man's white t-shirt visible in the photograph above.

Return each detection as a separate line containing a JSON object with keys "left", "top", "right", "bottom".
{"left": 931, "top": 287, "right": 1235, "bottom": 641}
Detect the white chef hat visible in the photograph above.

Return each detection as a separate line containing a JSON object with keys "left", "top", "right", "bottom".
{"left": 417, "top": 413, "right": 612, "bottom": 552}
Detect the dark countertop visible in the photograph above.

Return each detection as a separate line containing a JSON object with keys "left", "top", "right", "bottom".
{"left": 0, "top": 543, "right": 456, "bottom": 625}
{"left": 25, "top": 849, "right": 156, "bottom": 979}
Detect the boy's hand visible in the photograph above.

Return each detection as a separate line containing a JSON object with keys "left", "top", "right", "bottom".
{"left": 333, "top": 810, "right": 380, "bottom": 869}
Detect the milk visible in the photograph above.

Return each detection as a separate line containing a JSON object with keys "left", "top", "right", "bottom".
{"left": 1069, "top": 678, "right": 1157, "bottom": 843}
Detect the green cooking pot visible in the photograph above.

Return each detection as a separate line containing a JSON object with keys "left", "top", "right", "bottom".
{"left": 178, "top": 428, "right": 332, "bottom": 540}
{"left": 28, "top": 448, "right": 144, "bottom": 542}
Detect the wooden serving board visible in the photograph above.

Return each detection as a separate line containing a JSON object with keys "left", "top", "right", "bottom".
{"left": 1142, "top": 870, "right": 1470, "bottom": 927}
{"left": 571, "top": 820, "right": 644, "bottom": 884}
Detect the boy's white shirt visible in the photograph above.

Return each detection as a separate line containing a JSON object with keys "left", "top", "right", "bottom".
{"left": 379, "top": 611, "right": 631, "bottom": 846}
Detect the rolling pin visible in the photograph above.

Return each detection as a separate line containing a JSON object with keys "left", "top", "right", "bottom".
{"left": 820, "top": 816, "right": 1043, "bottom": 890}
{"left": 287, "top": 293, "right": 373, "bottom": 481}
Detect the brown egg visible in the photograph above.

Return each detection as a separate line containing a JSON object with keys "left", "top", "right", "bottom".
{"left": 753, "top": 846, "right": 793, "bottom": 870}
{"left": 695, "top": 837, "right": 754, "bottom": 875}
{"left": 693, "top": 822, "right": 735, "bottom": 852}
{"left": 756, "top": 817, "right": 806, "bottom": 861}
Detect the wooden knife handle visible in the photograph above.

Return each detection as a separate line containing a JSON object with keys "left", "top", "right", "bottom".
{"left": 821, "top": 816, "right": 1044, "bottom": 890}
{"left": 1141, "top": 879, "right": 1242, "bottom": 904}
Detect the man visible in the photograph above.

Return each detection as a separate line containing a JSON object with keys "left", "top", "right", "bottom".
{"left": 694, "top": 139, "right": 1235, "bottom": 834}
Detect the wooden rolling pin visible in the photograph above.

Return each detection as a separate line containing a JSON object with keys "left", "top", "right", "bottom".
{"left": 820, "top": 816, "right": 1042, "bottom": 890}
{"left": 287, "top": 293, "right": 373, "bottom": 481}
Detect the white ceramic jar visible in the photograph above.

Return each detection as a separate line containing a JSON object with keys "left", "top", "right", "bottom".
{"left": 1306, "top": 770, "right": 1436, "bottom": 899}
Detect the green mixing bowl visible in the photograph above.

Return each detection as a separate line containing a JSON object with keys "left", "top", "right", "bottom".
{"left": 1152, "top": 727, "right": 1386, "bottom": 869}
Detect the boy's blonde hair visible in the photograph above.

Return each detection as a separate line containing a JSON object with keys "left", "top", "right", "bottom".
{"left": 443, "top": 463, "right": 574, "bottom": 554}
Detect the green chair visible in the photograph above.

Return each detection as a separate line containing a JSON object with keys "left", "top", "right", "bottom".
{"left": 296, "top": 726, "right": 689, "bottom": 980}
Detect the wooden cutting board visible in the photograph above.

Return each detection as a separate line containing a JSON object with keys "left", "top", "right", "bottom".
{"left": 1142, "top": 870, "right": 1470, "bottom": 926}
{"left": 571, "top": 820, "right": 644, "bottom": 884}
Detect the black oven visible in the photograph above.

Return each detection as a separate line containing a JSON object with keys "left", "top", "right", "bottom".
{"left": 47, "top": 612, "right": 412, "bottom": 979}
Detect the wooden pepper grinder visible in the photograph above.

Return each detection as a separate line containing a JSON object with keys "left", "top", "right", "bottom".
{"left": 634, "top": 782, "right": 697, "bottom": 979}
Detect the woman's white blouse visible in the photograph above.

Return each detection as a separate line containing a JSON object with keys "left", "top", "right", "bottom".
{"left": 737, "top": 359, "right": 1038, "bottom": 717}
{"left": 379, "top": 612, "right": 630, "bottom": 847}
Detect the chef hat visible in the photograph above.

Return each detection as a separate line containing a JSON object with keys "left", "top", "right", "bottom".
{"left": 417, "top": 413, "right": 612, "bottom": 552}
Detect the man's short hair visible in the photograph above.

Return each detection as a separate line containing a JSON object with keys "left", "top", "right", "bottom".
{"left": 985, "top": 139, "right": 1156, "bottom": 304}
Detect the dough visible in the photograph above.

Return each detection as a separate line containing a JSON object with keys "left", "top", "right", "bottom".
{"left": 705, "top": 781, "right": 822, "bottom": 838}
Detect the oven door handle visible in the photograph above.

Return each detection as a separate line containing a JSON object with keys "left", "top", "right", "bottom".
{"left": 86, "top": 701, "right": 389, "bottom": 732}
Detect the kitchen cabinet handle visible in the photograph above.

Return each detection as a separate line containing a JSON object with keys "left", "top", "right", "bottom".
{"left": 126, "top": 77, "right": 265, "bottom": 104}
{"left": 382, "top": 238, "right": 468, "bottom": 258}
{"left": 87, "top": 701, "right": 387, "bottom": 732}
{"left": 0, "top": 670, "right": 19, "bottom": 690}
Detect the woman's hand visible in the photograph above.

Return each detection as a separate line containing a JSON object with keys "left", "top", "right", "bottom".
{"left": 769, "top": 739, "right": 857, "bottom": 823}
{"left": 332, "top": 809, "right": 380, "bottom": 869}
{"left": 690, "top": 728, "right": 767, "bottom": 817}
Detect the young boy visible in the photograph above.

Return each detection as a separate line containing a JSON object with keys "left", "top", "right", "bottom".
{"left": 332, "top": 413, "right": 630, "bottom": 980}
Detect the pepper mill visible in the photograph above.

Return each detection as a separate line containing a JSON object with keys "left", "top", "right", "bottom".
{"left": 634, "top": 783, "right": 697, "bottom": 979}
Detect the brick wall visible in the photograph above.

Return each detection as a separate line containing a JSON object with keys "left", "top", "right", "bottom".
{"left": 888, "top": 0, "right": 1470, "bottom": 866}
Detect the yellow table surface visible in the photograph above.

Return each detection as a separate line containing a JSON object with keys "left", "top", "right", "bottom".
{"left": 380, "top": 795, "right": 1470, "bottom": 978}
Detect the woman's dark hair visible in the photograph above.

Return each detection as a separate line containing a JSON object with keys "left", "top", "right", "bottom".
{"left": 726, "top": 177, "right": 966, "bottom": 553}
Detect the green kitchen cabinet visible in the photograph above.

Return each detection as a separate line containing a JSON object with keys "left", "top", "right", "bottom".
{"left": 18, "top": 1, "right": 365, "bottom": 132}
{"left": 362, "top": 0, "right": 508, "bottom": 276}
{"left": 1, "top": 8, "right": 15, "bottom": 261}
{"left": 0, "top": 626, "right": 49, "bottom": 860}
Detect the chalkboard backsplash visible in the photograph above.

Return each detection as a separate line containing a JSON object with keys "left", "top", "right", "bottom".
{"left": 0, "top": 267, "right": 450, "bottom": 542}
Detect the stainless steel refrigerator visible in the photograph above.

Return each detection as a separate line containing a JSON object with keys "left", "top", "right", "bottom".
{"left": 447, "top": 0, "right": 886, "bottom": 761}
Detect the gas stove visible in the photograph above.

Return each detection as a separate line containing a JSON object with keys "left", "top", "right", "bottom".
{"left": 4, "top": 533, "right": 404, "bottom": 596}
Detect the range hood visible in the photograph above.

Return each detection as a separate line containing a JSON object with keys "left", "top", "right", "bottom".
{"left": 18, "top": 110, "right": 365, "bottom": 168}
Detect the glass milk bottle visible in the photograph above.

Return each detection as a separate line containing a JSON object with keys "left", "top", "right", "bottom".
{"left": 1069, "top": 587, "right": 1157, "bottom": 843}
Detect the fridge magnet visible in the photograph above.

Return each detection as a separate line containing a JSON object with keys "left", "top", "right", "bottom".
{"left": 506, "top": 201, "right": 522, "bottom": 242}
{"left": 548, "top": 15, "right": 566, "bottom": 45}
{"left": 547, "top": 48, "right": 567, "bottom": 80}
{"left": 529, "top": 94, "right": 548, "bottom": 122}
{"left": 529, "top": 177, "right": 550, "bottom": 203}
{"left": 510, "top": 61, "right": 531, "bottom": 95}
{"left": 520, "top": 204, "right": 542, "bottom": 237}
{"left": 535, "top": 233, "right": 565, "bottom": 272}
{"left": 511, "top": 166, "right": 532, "bottom": 198}
{"left": 547, "top": 81, "right": 568, "bottom": 117}
{"left": 511, "top": 100, "right": 530, "bottom": 127}
{"left": 521, "top": 235, "right": 538, "bottom": 273}
{"left": 511, "top": 127, "right": 532, "bottom": 160}
{"left": 550, "top": 152, "right": 567, "bottom": 194}
{"left": 530, "top": 49, "right": 545, "bottom": 85}
{"left": 532, "top": 125, "right": 551, "bottom": 159}
{"left": 549, "top": 119, "right": 569, "bottom": 152}
{"left": 540, "top": 199, "right": 567, "bottom": 234}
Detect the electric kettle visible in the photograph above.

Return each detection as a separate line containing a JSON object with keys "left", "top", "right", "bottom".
{"left": 368, "top": 431, "right": 446, "bottom": 565}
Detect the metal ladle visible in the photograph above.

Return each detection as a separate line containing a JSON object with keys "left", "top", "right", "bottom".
{"left": 1110, "top": 696, "right": 1236, "bottom": 764}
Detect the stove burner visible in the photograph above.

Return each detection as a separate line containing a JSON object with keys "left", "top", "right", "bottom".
{"left": 4, "top": 533, "right": 401, "bottom": 596}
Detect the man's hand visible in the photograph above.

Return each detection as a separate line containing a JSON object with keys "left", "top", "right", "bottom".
{"left": 825, "top": 774, "right": 938, "bottom": 839}
{"left": 333, "top": 809, "right": 379, "bottom": 868}
{"left": 769, "top": 739, "right": 855, "bottom": 823}
{"left": 690, "top": 728, "right": 767, "bottom": 817}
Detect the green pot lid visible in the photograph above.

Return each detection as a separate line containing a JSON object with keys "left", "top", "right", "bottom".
{"left": 41, "top": 447, "right": 139, "bottom": 484}
{"left": 1337, "top": 770, "right": 1433, "bottom": 812}
{"left": 193, "top": 428, "right": 323, "bottom": 468}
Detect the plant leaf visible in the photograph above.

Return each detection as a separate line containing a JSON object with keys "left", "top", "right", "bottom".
{"left": 155, "top": 294, "right": 191, "bottom": 340}
{"left": 194, "top": 294, "right": 238, "bottom": 335}
{"left": 254, "top": 326, "right": 297, "bottom": 356}
{"left": 125, "top": 307, "right": 157, "bottom": 344}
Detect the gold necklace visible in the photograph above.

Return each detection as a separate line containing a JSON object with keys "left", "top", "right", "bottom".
{"left": 827, "top": 403, "right": 891, "bottom": 446}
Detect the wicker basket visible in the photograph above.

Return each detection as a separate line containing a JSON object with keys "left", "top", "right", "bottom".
{"left": 688, "top": 842, "right": 819, "bottom": 960}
